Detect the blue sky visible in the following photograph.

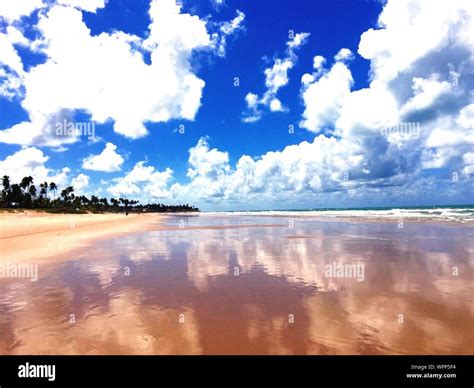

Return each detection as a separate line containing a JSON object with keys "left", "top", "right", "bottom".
{"left": 0, "top": 0, "right": 472, "bottom": 210}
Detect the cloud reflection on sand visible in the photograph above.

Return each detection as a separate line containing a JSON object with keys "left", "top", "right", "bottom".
{"left": 0, "top": 215, "right": 472, "bottom": 354}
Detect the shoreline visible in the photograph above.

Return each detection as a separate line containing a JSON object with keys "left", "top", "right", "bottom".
{"left": 198, "top": 210, "right": 474, "bottom": 225}
{"left": 0, "top": 211, "right": 161, "bottom": 264}
{"left": 1, "top": 210, "right": 472, "bottom": 265}
{"left": 0, "top": 211, "right": 285, "bottom": 264}
{"left": 188, "top": 212, "right": 474, "bottom": 226}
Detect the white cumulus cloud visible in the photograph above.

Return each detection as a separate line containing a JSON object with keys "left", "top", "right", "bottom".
{"left": 82, "top": 142, "right": 124, "bottom": 172}
{"left": 71, "top": 173, "right": 90, "bottom": 193}
{"left": 57, "top": 0, "right": 107, "bottom": 13}
{"left": 0, "top": 147, "right": 70, "bottom": 186}
{"left": 0, "top": 0, "right": 43, "bottom": 23}
{"left": 0, "top": 0, "right": 243, "bottom": 146}
{"left": 300, "top": 55, "right": 354, "bottom": 133}
{"left": 107, "top": 161, "right": 173, "bottom": 199}
{"left": 243, "top": 32, "right": 310, "bottom": 123}
{"left": 211, "top": 10, "right": 245, "bottom": 57}
{"left": 172, "top": 0, "right": 474, "bottom": 207}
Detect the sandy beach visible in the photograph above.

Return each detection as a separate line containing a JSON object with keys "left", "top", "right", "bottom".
{"left": 0, "top": 211, "right": 288, "bottom": 263}
{"left": 0, "top": 211, "right": 161, "bottom": 263}
{"left": 0, "top": 212, "right": 472, "bottom": 355}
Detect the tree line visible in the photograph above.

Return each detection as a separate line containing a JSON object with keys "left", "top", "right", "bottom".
{"left": 0, "top": 175, "right": 199, "bottom": 213}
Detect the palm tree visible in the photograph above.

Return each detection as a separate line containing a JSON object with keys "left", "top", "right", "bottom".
{"left": 1, "top": 175, "right": 11, "bottom": 206}
{"left": 10, "top": 184, "right": 22, "bottom": 205}
{"left": 0, "top": 176, "right": 200, "bottom": 212}
{"left": 60, "top": 188, "right": 68, "bottom": 202}
{"left": 79, "top": 196, "right": 89, "bottom": 207}
{"left": 2, "top": 175, "right": 10, "bottom": 191}
{"left": 60, "top": 186, "right": 74, "bottom": 203}
{"left": 49, "top": 182, "right": 57, "bottom": 200}
{"left": 20, "top": 176, "right": 33, "bottom": 191}
{"left": 39, "top": 182, "right": 48, "bottom": 198}
{"left": 67, "top": 186, "right": 75, "bottom": 202}
{"left": 20, "top": 177, "right": 28, "bottom": 190}
{"left": 1, "top": 175, "right": 10, "bottom": 202}
{"left": 111, "top": 198, "right": 119, "bottom": 209}
{"left": 29, "top": 185, "right": 37, "bottom": 198}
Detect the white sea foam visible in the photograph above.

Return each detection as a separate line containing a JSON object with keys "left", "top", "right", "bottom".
{"left": 202, "top": 208, "right": 474, "bottom": 222}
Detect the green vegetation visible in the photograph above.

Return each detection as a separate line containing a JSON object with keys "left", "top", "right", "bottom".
{"left": 0, "top": 175, "right": 199, "bottom": 213}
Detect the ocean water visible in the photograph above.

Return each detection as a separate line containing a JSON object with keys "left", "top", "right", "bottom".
{"left": 205, "top": 205, "right": 474, "bottom": 222}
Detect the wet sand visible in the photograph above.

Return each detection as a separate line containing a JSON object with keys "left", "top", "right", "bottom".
{"left": 0, "top": 214, "right": 472, "bottom": 354}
